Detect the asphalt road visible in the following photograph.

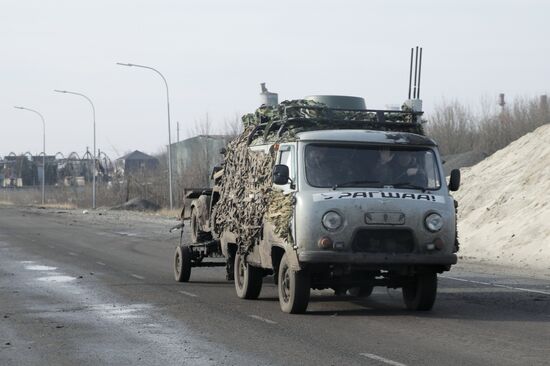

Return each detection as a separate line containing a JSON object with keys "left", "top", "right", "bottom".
{"left": 1, "top": 205, "right": 549, "bottom": 366}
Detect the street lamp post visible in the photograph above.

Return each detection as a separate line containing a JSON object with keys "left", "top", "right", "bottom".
{"left": 14, "top": 106, "right": 46, "bottom": 205}
{"left": 54, "top": 90, "right": 97, "bottom": 209}
{"left": 116, "top": 62, "right": 174, "bottom": 210}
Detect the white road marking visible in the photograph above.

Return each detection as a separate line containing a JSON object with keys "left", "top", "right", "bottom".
{"left": 68, "top": 252, "right": 78, "bottom": 256}
{"left": 96, "top": 261, "right": 106, "bottom": 266}
{"left": 131, "top": 274, "right": 145, "bottom": 280}
{"left": 37, "top": 275, "right": 76, "bottom": 283}
{"left": 115, "top": 231, "right": 139, "bottom": 237}
{"left": 179, "top": 290, "right": 198, "bottom": 298}
{"left": 441, "top": 275, "right": 550, "bottom": 296}
{"left": 25, "top": 265, "right": 57, "bottom": 271}
{"left": 249, "top": 315, "right": 277, "bottom": 324}
{"left": 47, "top": 245, "right": 54, "bottom": 249}
{"left": 360, "top": 353, "right": 407, "bottom": 366}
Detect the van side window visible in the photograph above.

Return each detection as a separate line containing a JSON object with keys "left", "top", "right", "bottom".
{"left": 424, "top": 151, "right": 441, "bottom": 188}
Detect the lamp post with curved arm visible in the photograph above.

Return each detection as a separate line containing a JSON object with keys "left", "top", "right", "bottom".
{"left": 14, "top": 106, "right": 46, "bottom": 205}
{"left": 116, "top": 62, "right": 174, "bottom": 210}
{"left": 54, "top": 89, "right": 97, "bottom": 209}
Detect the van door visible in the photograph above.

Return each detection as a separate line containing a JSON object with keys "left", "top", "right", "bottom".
{"left": 260, "top": 143, "right": 297, "bottom": 268}
{"left": 275, "top": 143, "right": 297, "bottom": 193}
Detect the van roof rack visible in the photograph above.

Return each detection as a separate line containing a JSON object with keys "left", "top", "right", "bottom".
{"left": 244, "top": 100, "right": 424, "bottom": 145}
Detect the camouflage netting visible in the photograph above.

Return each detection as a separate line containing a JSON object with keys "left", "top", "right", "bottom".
{"left": 266, "top": 190, "right": 294, "bottom": 243}
{"left": 213, "top": 127, "right": 287, "bottom": 252}
{"left": 213, "top": 99, "right": 424, "bottom": 251}
{"left": 242, "top": 99, "right": 424, "bottom": 145}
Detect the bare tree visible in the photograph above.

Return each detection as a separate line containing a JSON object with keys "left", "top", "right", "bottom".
{"left": 222, "top": 113, "right": 243, "bottom": 139}
{"left": 425, "top": 99, "right": 476, "bottom": 155}
{"left": 189, "top": 112, "right": 213, "bottom": 137}
{"left": 427, "top": 95, "right": 550, "bottom": 158}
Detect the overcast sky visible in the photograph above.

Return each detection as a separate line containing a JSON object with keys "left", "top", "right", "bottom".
{"left": 2, "top": 0, "right": 548, "bottom": 159}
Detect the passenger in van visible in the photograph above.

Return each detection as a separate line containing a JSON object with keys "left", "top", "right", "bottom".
{"left": 375, "top": 148, "right": 396, "bottom": 185}
{"left": 306, "top": 147, "right": 335, "bottom": 187}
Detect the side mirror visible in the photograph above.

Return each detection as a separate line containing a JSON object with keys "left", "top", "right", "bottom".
{"left": 449, "top": 169, "right": 460, "bottom": 191}
{"left": 273, "top": 164, "right": 290, "bottom": 185}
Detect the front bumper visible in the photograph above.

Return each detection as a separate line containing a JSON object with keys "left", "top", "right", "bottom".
{"left": 298, "top": 251, "right": 457, "bottom": 265}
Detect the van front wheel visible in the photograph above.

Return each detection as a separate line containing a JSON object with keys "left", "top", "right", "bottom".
{"left": 278, "top": 254, "right": 310, "bottom": 314}
{"left": 402, "top": 272, "right": 437, "bottom": 311}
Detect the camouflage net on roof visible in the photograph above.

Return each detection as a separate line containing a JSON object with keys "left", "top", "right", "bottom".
{"left": 242, "top": 99, "right": 424, "bottom": 145}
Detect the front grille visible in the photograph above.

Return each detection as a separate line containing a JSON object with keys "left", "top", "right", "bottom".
{"left": 352, "top": 229, "right": 415, "bottom": 253}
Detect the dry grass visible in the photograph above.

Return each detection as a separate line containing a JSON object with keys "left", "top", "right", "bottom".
{"left": 153, "top": 208, "right": 182, "bottom": 219}
{"left": 33, "top": 203, "right": 77, "bottom": 210}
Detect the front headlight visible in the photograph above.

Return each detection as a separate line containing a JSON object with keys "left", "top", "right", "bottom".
{"left": 322, "top": 211, "right": 343, "bottom": 231}
{"left": 425, "top": 213, "right": 443, "bottom": 232}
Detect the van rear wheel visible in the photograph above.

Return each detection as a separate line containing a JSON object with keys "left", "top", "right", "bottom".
{"left": 234, "top": 253, "right": 263, "bottom": 299}
{"left": 278, "top": 254, "right": 310, "bottom": 314}
{"left": 402, "top": 272, "right": 437, "bottom": 310}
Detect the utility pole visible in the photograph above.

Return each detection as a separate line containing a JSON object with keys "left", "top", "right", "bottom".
{"left": 116, "top": 62, "right": 174, "bottom": 210}
{"left": 498, "top": 93, "right": 506, "bottom": 110}
{"left": 54, "top": 90, "right": 97, "bottom": 209}
{"left": 14, "top": 106, "right": 46, "bottom": 205}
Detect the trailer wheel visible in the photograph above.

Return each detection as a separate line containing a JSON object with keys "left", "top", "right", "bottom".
{"left": 402, "top": 272, "right": 437, "bottom": 311}
{"left": 332, "top": 286, "right": 347, "bottom": 296}
{"left": 348, "top": 285, "right": 374, "bottom": 298}
{"left": 174, "top": 245, "right": 192, "bottom": 282}
{"left": 278, "top": 254, "right": 310, "bottom": 314}
{"left": 234, "top": 254, "right": 262, "bottom": 299}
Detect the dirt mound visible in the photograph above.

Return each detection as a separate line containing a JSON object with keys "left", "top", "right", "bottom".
{"left": 453, "top": 124, "right": 550, "bottom": 270}
{"left": 111, "top": 198, "right": 160, "bottom": 212}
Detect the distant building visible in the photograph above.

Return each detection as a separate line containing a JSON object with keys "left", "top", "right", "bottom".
{"left": 0, "top": 154, "right": 50, "bottom": 187}
{"left": 171, "top": 135, "right": 232, "bottom": 188}
{"left": 115, "top": 150, "right": 159, "bottom": 175}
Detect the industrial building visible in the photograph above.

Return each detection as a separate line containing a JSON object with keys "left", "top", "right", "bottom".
{"left": 170, "top": 135, "right": 232, "bottom": 189}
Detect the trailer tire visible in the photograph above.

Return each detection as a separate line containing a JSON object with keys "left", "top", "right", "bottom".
{"left": 278, "top": 254, "right": 310, "bottom": 314}
{"left": 348, "top": 285, "right": 374, "bottom": 298}
{"left": 402, "top": 272, "right": 437, "bottom": 311}
{"left": 234, "top": 253, "right": 262, "bottom": 299}
{"left": 174, "top": 245, "right": 192, "bottom": 282}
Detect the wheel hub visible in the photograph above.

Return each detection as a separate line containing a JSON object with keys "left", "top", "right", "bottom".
{"left": 281, "top": 268, "right": 291, "bottom": 302}
{"left": 175, "top": 252, "right": 181, "bottom": 274}
{"left": 237, "top": 257, "right": 246, "bottom": 288}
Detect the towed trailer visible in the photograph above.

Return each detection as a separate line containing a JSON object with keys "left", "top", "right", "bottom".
{"left": 171, "top": 169, "right": 232, "bottom": 282}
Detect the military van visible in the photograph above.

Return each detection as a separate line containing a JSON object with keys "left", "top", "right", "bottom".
{"left": 174, "top": 95, "right": 460, "bottom": 314}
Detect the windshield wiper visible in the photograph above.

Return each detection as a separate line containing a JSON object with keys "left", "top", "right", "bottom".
{"left": 332, "top": 180, "right": 381, "bottom": 190}
{"left": 391, "top": 182, "right": 427, "bottom": 192}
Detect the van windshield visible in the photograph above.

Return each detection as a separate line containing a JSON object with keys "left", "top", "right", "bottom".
{"left": 304, "top": 144, "right": 441, "bottom": 190}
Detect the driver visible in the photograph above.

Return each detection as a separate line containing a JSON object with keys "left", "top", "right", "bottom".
{"left": 306, "top": 147, "right": 334, "bottom": 187}
{"left": 395, "top": 153, "right": 427, "bottom": 187}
